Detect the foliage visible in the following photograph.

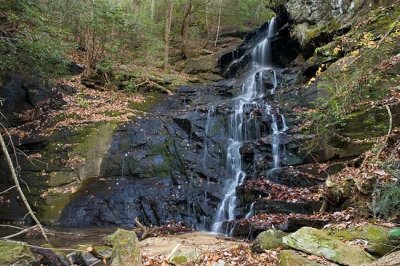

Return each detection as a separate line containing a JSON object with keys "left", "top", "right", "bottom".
{"left": 304, "top": 20, "right": 399, "bottom": 150}
{"left": 0, "top": 0, "right": 69, "bottom": 78}
{"left": 371, "top": 180, "right": 400, "bottom": 221}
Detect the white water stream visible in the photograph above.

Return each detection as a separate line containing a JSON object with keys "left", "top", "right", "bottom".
{"left": 211, "top": 18, "right": 289, "bottom": 233}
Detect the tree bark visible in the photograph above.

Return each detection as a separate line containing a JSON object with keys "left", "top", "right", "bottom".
{"left": 180, "top": 0, "right": 193, "bottom": 59}
{"left": 0, "top": 132, "right": 49, "bottom": 242}
{"left": 214, "top": 0, "right": 222, "bottom": 46}
{"left": 164, "top": 0, "right": 173, "bottom": 70}
{"left": 150, "top": 0, "right": 155, "bottom": 20}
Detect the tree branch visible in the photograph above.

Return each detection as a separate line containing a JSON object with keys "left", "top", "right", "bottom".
{"left": 0, "top": 129, "right": 49, "bottom": 242}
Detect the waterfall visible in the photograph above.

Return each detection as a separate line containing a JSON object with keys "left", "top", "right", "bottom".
{"left": 211, "top": 18, "right": 288, "bottom": 234}
{"left": 245, "top": 201, "right": 256, "bottom": 219}
{"left": 203, "top": 106, "right": 214, "bottom": 170}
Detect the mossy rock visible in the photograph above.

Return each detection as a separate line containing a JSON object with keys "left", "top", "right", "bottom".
{"left": 363, "top": 250, "right": 400, "bottom": 266}
{"left": 0, "top": 240, "right": 36, "bottom": 266}
{"left": 128, "top": 92, "right": 165, "bottom": 112}
{"left": 183, "top": 54, "right": 219, "bottom": 75}
{"left": 325, "top": 224, "right": 400, "bottom": 256}
{"left": 106, "top": 229, "right": 141, "bottom": 266}
{"left": 251, "top": 229, "right": 288, "bottom": 252}
{"left": 282, "top": 227, "right": 375, "bottom": 266}
{"left": 280, "top": 250, "right": 324, "bottom": 266}
{"left": 169, "top": 250, "right": 200, "bottom": 265}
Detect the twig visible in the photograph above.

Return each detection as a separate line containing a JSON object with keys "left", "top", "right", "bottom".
{"left": 166, "top": 243, "right": 182, "bottom": 261}
{"left": 348, "top": 16, "right": 400, "bottom": 67}
{"left": 376, "top": 16, "right": 400, "bottom": 48}
{"left": 0, "top": 224, "right": 28, "bottom": 230}
{"left": 134, "top": 217, "right": 149, "bottom": 240}
{"left": 0, "top": 130, "right": 49, "bottom": 242}
{"left": 376, "top": 105, "right": 392, "bottom": 158}
{"left": 0, "top": 185, "right": 16, "bottom": 195}
{"left": 87, "top": 246, "right": 108, "bottom": 266}
{"left": 2, "top": 225, "right": 38, "bottom": 240}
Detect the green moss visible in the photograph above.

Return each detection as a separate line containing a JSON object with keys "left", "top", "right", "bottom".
{"left": 283, "top": 227, "right": 375, "bottom": 265}
{"left": 29, "top": 122, "right": 117, "bottom": 223}
{"left": 251, "top": 229, "right": 288, "bottom": 252}
{"left": 324, "top": 224, "right": 400, "bottom": 256}
{"left": 306, "top": 21, "right": 341, "bottom": 43}
{"left": 106, "top": 229, "right": 141, "bottom": 266}
{"left": 128, "top": 92, "right": 165, "bottom": 112}
{"left": 0, "top": 240, "right": 36, "bottom": 265}
{"left": 170, "top": 255, "right": 188, "bottom": 264}
{"left": 280, "top": 250, "right": 323, "bottom": 266}
{"left": 326, "top": 224, "right": 389, "bottom": 242}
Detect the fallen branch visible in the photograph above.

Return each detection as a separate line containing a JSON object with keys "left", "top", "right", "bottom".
{"left": 348, "top": 16, "right": 400, "bottom": 67}
{"left": 0, "top": 130, "right": 49, "bottom": 242}
{"left": 376, "top": 105, "right": 392, "bottom": 158}
{"left": 134, "top": 217, "right": 153, "bottom": 240}
{"left": 1, "top": 225, "right": 37, "bottom": 240}
{"left": 166, "top": 243, "right": 182, "bottom": 261}
{"left": 0, "top": 185, "right": 16, "bottom": 195}
{"left": 87, "top": 246, "right": 108, "bottom": 266}
{"left": 376, "top": 16, "right": 400, "bottom": 48}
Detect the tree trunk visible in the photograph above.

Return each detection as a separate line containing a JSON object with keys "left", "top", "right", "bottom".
{"left": 214, "top": 0, "right": 222, "bottom": 47}
{"left": 180, "top": 0, "right": 193, "bottom": 59}
{"left": 150, "top": 0, "right": 155, "bottom": 20}
{"left": 0, "top": 132, "right": 48, "bottom": 242}
{"left": 164, "top": 0, "right": 173, "bottom": 70}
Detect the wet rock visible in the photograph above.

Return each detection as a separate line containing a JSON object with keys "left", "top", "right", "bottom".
{"left": 283, "top": 227, "right": 375, "bottom": 266}
{"left": 0, "top": 75, "right": 65, "bottom": 127}
{"left": 251, "top": 229, "right": 288, "bottom": 252}
{"left": 0, "top": 240, "right": 36, "bottom": 266}
{"left": 68, "top": 251, "right": 102, "bottom": 266}
{"left": 239, "top": 142, "right": 255, "bottom": 161}
{"left": 280, "top": 250, "right": 324, "bottom": 266}
{"left": 106, "top": 229, "right": 141, "bottom": 266}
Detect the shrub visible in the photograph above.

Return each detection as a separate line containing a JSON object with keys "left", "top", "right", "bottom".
{"left": 370, "top": 180, "right": 400, "bottom": 221}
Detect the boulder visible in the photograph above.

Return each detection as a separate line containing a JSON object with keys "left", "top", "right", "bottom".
{"left": 251, "top": 229, "right": 288, "bottom": 252}
{"left": 325, "top": 224, "right": 400, "bottom": 256}
{"left": 361, "top": 250, "right": 400, "bottom": 266}
{"left": 0, "top": 240, "right": 36, "bottom": 266}
{"left": 67, "top": 246, "right": 112, "bottom": 266}
{"left": 168, "top": 250, "right": 200, "bottom": 265}
{"left": 280, "top": 250, "right": 324, "bottom": 266}
{"left": 106, "top": 229, "right": 141, "bottom": 266}
{"left": 282, "top": 227, "right": 375, "bottom": 266}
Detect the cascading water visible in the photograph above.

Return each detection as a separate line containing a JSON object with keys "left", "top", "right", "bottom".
{"left": 211, "top": 18, "right": 289, "bottom": 234}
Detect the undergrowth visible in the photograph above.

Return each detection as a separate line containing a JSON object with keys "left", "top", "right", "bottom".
{"left": 371, "top": 180, "right": 400, "bottom": 221}
{"left": 303, "top": 10, "right": 400, "bottom": 152}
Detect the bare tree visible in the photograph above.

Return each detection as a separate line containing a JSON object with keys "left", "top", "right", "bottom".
{"left": 214, "top": 0, "right": 222, "bottom": 46}
{"left": 164, "top": 0, "right": 173, "bottom": 70}
{"left": 0, "top": 129, "right": 49, "bottom": 242}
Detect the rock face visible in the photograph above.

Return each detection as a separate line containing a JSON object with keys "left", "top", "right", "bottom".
{"left": 283, "top": 227, "right": 375, "bottom": 266}
{"left": 0, "top": 240, "right": 36, "bottom": 266}
{"left": 284, "top": 0, "right": 373, "bottom": 56}
{"left": 107, "top": 229, "right": 141, "bottom": 266}
{"left": 251, "top": 229, "right": 288, "bottom": 252}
